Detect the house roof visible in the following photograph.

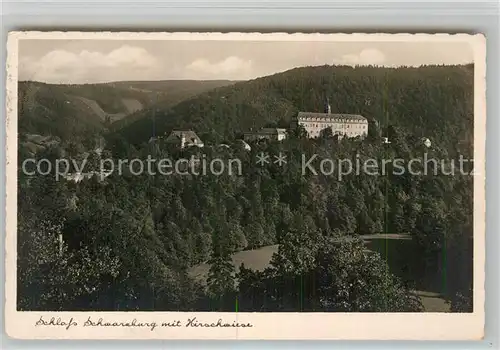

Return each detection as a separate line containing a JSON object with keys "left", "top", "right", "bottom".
{"left": 245, "top": 128, "right": 287, "bottom": 135}
{"left": 297, "top": 112, "right": 367, "bottom": 122}
{"left": 166, "top": 130, "right": 202, "bottom": 143}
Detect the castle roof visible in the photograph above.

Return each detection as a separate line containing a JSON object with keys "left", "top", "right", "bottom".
{"left": 297, "top": 112, "right": 367, "bottom": 122}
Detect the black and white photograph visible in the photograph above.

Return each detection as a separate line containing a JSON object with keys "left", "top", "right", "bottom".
{"left": 5, "top": 32, "right": 486, "bottom": 340}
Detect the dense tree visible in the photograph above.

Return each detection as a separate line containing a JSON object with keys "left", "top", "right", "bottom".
{"left": 236, "top": 237, "right": 422, "bottom": 312}
{"left": 17, "top": 64, "right": 474, "bottom": 312}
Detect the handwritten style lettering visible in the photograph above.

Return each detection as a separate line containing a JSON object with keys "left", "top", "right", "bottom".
{"left": 83, "top": 317, "right": 158, "bottom": 331}
{"left": 34, "top": 316, "right": 253, "bottom": 331}
{"left": 35, "top": 316, "right": 78, "bottom": 330}
{"left": 185, "top": 317, "right": 253, "bottom": 328}
{"left": 161, "top": 320, "right": 182, "bottom": 327}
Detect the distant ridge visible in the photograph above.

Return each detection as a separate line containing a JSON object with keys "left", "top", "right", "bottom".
{"left": 114, "top": 64, "right": 473, "bottom": 153}
{"left": 18, "top": 79, "right": 236, "bottom": 140}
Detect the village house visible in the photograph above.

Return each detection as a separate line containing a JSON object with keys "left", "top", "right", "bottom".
{"left": 297, "top": 98, "right": 368, "bottom": 139}
{"left": 64, "top": 170, "right": 113, "bottom": 183}
{"left": 237, "top": 139, "right": 252, "bottom": 151}
{"left": 243, "top": 128, "right": 287, "bottom": 142}
{"left": 165, "top": 130, "right": 204, "bottom": 149}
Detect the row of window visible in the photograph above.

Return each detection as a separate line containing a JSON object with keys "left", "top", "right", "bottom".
{"left": 301, "top": 123, "right": 367, "bottom": 129}
{"left": 308, "top": 130, "right": 368, "bottom": 137}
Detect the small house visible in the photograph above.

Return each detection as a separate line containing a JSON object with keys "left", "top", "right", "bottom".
{"left": 421, "top": 137, "right": 432, "bottom": 148}
{"left": 165, "top": 130, "right": 204, "bottom": 149}
{"left": 243, "top": 128, "right": 287, "bottom": 142}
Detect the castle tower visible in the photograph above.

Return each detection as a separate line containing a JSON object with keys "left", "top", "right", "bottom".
{"left": 180, "top": 134, "right": 186, "bottom": 149}
{"left": 324, "top": 97, "right": 331, "bottom": 114}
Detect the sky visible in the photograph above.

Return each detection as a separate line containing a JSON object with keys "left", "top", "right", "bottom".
{"left": 18, "top": 39, "right": 474, "bottom": 84}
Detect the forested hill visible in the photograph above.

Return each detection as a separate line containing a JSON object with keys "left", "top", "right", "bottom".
{"left": 18, "top": 80, "right": 235, "bottom": 141}
{"left": 107, "top": 80, "right": 236, "bottom": 130}
{"left": 116, "top": 64, "right": 474, "bottom": 153}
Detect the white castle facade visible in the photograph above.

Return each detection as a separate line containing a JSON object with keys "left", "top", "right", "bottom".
{"left": 297, "top": 99, "right": 368, "bottom": 139}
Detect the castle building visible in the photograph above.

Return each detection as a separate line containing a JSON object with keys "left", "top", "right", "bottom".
{"left": 243, "top": 128, "right": 287, "bottom": 142}
{"left": 297, "top": 98, "right": 368, "bottom": 139}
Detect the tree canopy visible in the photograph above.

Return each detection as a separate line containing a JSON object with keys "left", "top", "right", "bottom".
{"left": 18, "top": 64, "right": 474, "bottom": 312}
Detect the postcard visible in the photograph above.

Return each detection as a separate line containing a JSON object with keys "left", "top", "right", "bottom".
{"left": 5, "top": 31, "right": 486, "bottom": 340}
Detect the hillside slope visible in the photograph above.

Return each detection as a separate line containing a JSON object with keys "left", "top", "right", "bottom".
{"left": 116, "top": 65, "right": 473, "bottom": 153}
{"left": 18, "top": 81, "right": 106, "bottom": 140}
{"left": 109, "top": 80, "right": 235, "bottom": 130}
{"left": 18, "top": 80, "right": 235, "bottom": 141}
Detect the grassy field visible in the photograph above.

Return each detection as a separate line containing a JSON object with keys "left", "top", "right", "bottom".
{"left": 188, "top": 234, "right": 450, "bottom": 312}
{"left": 416, "top": 291, "right": 450, "bottom": 312}
{"left": 188, "top": 244, "right": 278, "bottom": 283}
